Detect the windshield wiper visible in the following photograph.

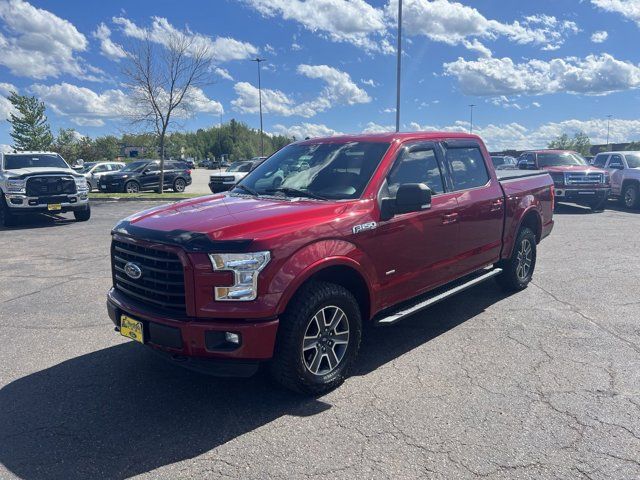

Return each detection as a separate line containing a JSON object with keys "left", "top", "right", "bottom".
{"left": 268, "top": 187, "right": 328, "bottom": 200}
{"left": 234, "top": 184, "right": 260, "bottom": 196}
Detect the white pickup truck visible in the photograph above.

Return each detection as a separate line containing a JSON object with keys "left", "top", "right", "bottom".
{"left": 592, "top": 151, "right": 640, "bottom": 209}
{"left": 0, "top": 151, "right": 90, "bottom": 227}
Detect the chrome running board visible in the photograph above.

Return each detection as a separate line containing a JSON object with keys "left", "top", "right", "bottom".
{"left": 374, "top": 268, "right": 503, "bottom": 326}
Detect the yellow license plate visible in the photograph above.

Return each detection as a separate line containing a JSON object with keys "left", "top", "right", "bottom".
{"left": 47, "top": 204, "right": 62, "bottom": 211}
{"left": 120, "top": 315, "right": 144, "bottom": 343}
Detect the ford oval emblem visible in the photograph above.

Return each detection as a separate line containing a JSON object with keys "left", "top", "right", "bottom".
{"left": 124, "top": 262, "right": 143, "bottom": 280}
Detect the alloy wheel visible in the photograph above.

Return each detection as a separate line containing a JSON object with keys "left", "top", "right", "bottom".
{"left": 302, "top": 305, "right": 350, "bottom": 376}
{"left": 516, "top": 238, "right": 533, "bottom": 281}
{"left": 624, "top": 187, "right": 636, "bottom": 208}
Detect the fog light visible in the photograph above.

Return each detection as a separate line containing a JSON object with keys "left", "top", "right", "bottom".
{"left": 225, "top": 332, "right": 240, "bottom": 344}
{"left": 10, "top": 198, "right": 23, "bottom": 205}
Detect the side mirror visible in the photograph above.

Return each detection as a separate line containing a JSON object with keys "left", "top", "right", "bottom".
{"left": 380, "top": 183, "right": 432, "bottom": 221}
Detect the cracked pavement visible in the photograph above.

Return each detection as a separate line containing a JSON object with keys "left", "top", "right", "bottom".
{"left": 0, "top": 201, "right": 639, "bottom": 479}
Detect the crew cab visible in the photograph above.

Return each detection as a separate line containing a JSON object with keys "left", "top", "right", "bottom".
{"left": 98, "top": 159, "right": 192, "bottom": 193}
{"left": 0, "top": 151, "right": 90, "bottom": 227}
{"left": 209, "top": 158, "right": 266, "bottom": 193}
{"left": 518, "top": 149, "right": 610, "bottom": 211}
{"left": 79, "top": 161, "right": 125, "bottom": 192}
{"left": 107, "top": 132, "right": 554, "bottom": 393}
{"left": 592, "top": 151, "right": 640, "bottom": 209}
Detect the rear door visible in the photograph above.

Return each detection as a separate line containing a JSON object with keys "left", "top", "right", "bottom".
{"left": 440, "top": 140, "right": 504, "bottom": 276}
{"left": 364, "top": 142, "right": 460, "bottom": 308}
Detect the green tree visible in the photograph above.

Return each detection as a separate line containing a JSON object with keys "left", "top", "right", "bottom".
{"left": 548, "top": 133, "right": 572, "bottom": 150}
{"left": 52, "top": 128, "right": 81, "bottom": 163}
{"left": 547, "top": 131, "right": 592, "bottom": 156}
{"left": 94, "top": 135, "right": 119, "bottom": 160}
{"left": 7, "top": 92, "right": 53, "bottom": 150}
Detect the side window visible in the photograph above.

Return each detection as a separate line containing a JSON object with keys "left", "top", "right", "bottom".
{"left": 593, "top": 154, "right": 609, "bottom": 168}
{"left": 387, "top": 147, "right": 445, "bottom": 195}
{"left": 608, "top": 155, "right": 624, "bottom": 168}
{"left": 93, "top": 165, "right": 108, "bottom": 173}
{"left": 147, "top": 162, "right": 160, "bottom": 172}
{"left": 445, "top": 147, "right": 490, "bottom": 191}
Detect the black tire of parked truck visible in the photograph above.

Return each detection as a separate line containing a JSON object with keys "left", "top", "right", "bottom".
{"left": 622, "top": 183, "right": 640, "bottom": 210}
{"left": 0, "top": 194, "right": 16, "bottom": 227}
{"left": 73, "top": 205, "right": 91, "bottom": 222}
{"left": 589, "top": 196, "right": 607, "bottom": 212}
{"left": 495, "top": 227, "right": 537, "bottom": 292}
{"left": 270, "top": 281, "right": 362, "bottom": 394}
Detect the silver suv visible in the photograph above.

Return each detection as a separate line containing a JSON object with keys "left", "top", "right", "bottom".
{"left": 0, "top": 151, "right": 90, "bottom": 227}
{"left": 592, "top": 151, "right": 640, "bottom": 209}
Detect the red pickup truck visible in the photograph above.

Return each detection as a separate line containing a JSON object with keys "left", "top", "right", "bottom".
{"left": 108, "top": 132, "right": 554, "bottom": 393}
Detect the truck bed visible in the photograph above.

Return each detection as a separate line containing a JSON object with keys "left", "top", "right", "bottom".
{"left": 495, "top": 169, "right": 550, "bottom": 181}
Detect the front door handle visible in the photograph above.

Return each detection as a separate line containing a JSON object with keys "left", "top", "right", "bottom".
{"left": 442, "top": 213, "right": 459, "bottom": 225}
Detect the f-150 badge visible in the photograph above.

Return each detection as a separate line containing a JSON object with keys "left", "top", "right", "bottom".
{"left": 353, "top": 222, "right": 377, "bottom": 234}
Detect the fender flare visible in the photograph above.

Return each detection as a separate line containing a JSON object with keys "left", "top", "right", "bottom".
{"left": 504, "top": 205, "right": 542, "bottom": 259}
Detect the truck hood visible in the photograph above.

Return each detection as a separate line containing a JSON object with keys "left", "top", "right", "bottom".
{"left": 541, "top": 165, "right": 606, "bottom": 174}
{"left": 115, "top": 193, "right": 362, "bottom": 247}
{"left": 4, "top": 167, "right": 76, "bottom": 177}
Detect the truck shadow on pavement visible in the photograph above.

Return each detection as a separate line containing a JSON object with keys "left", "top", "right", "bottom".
{"left": 0, "top": 283, "right": 510, "bottom": 480}
{"left": 0, "top": 213, "right": 77, "bottom": 230}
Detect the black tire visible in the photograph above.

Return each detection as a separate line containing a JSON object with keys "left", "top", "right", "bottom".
{"left": 73, "top": 205, "right": 91, "bottom": 222}
{"left": 86, "top": 180, "right": 93, "bottom": 193}
{"left": 173, "top": 178, "right": 186, "bottom": 192}
{"left": 269, "top": 281, "right": 362, "bottom": 395}
{"left": 622, "top": 183, "right": 640, "bottom": 210}
{"left": 496, "top": 227, "right": 537, "bottom": 292}
{"left": 124, "top": 181, "right": 140, "bottom": 194}
{"left": 0, "top": 195, "right": 16, "bottom": 227}
{"left": 590, "top": 196, "right": 607, "bottom": 212}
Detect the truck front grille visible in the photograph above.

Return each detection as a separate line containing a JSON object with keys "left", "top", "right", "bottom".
{"left": 26, "top": 176, "right": 76, "bottom": 196}
{"left": 111, "top": 239, "right": 186, "bottom": 313}
{"left": 564, "top": 172, "right": 604, "bottom": 185}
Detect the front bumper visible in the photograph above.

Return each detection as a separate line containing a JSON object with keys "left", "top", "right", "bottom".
{"left": 4, "top": 192, "right": 89, "bottom": 213}
{"left": 107, "top": 288, "right": 279, "bottom": 376}
{"left": 208, "top": 181, "right": 235, "bottom": 193}
{"left": 554, "top": 186, "right": 610, "bottom": 203}
{"left": 98, "top": 181, "right": 124, "bottom": 193}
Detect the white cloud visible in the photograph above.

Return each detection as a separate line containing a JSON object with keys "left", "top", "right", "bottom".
{"left": 361, "top": 78, "right": 378, "bottom": 87}
{"left": 591, "top": 30, "right": 609, "bottom": 43}
{"left": 0, "top": 82, "right": 17, "bottom": 120}
{"left": 0, "top": 144, "right": 12, "bottom": 153}
{"left": 243, "top": 0, "right": 392, "bottom": 53}
{"left": 272, "top": 123, "right": 342, "bottom": 139}
{"left": 93, "top": 23, "right": 127, "bottom": 61}
{"left": 291, "top": 42, "right": 302, "bottom": 51}
{"left": 386, "top": 0, "right": 578, "bottom": 53}
{"left": 232, "top": 64, "right": 369, "bottom": 117}
{"left": 444, "top": 54, "right": 640, "bottom": 96}
{"left": 0, "top": 0, "right": 99, "bottom": 80}
{"left": 112, "top": 16, "right": 258, "bottom": 62}
{"left": 362, "top": 121, "right": 395, "bottom": 133}
{"left": 591, "top": 0, "right": 640, "bottom": 26}
{"left": 30, "top": 82, "right": 223, "bottom": 126}
{"left": 214, "top": 67, "right": 233, "bottom": 80}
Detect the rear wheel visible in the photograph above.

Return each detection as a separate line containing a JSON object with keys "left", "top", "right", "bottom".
{"left": 496, "top": 227, "right": 537, "bottom": 292}
{"left": 124, "top": 181, "right": 140, "bottom": 194}
{"left": 173, "top": 178, "right": 186, "bottom": 192}
{"left": 270, "top": 281, "right": 362, "bottom": 394}
{"left": 622, "top": 183, "right": 640, "bottom": 209}
{"left": 73, "top": 205, "right": 91, "bottom": 222}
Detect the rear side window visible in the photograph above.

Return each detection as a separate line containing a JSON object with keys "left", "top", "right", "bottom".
{"left": 593, "top": 154, "right": 609, "bottom": 167}
{"left": 387, "top": 147, "right": 445, "bottom": 195}
{"left": 445, "top": 147, "right": 490, "bottom": 191}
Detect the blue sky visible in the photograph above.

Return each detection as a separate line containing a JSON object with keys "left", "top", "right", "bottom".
{"left": 2, "top": 0, "right": 640, "bottom": 151}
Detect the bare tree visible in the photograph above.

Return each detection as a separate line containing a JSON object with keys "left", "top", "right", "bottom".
{"left": 122, "top": 32, "right": 212, "bottom": 193}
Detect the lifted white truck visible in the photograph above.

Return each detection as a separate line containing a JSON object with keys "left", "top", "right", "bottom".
{"left": 0, "top": 151, "right": 90, "bottom": 227}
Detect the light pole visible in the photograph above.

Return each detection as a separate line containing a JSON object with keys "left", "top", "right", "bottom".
{"left": 395, "top": 0, "right": 402, "bottom": 132}
{"left": 606, "top": 114, "right": 612, "bottom": 147}
{"left": 252, "top": 57, "right": 266, "bottom": 156}
{"left": 469, "top": 104, "right": 476, "bottom": 134}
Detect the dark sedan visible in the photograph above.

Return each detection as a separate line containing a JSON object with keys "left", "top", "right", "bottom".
{"left": 98, "top": 160, "right": 192, "bottom": 193}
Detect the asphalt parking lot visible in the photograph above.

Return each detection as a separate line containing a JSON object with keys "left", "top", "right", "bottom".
{"left": 1, "top": 200, "right": 639, "bottom": 479}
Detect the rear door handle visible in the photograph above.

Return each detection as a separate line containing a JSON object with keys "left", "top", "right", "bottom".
{"left": 442, "top": 213, "right": 459, "bottom": 225}
{"left": 491, "top": 199, "right": 504, "bottom": 211}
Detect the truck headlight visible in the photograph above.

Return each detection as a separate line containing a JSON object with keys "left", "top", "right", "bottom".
{"left": 74, "top": 177, "right": 88, "bottom": 191}
{"left": 209, "top": 251, "right": 271, "bottom": 301}
{"left": 6, "top": 178, "right": 26, "bottom": 194}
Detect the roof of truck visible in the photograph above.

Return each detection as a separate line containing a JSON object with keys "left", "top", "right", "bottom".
{"left": 297, "top": 131, "right": 483, "bottom": 144}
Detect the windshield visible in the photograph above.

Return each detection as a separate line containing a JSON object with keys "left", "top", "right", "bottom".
{"left": 626, "top": 154, "right": 640, "bottom": 168}
{"left": 4, "top": 154, "right": 69, "bottom": 170}
{"left": 227, "top": 162, "right": 252, "bottom": 173}
{"left": 235, "top": 141, "right": 391, "bottom": 200}
{"left": 537, "top": 152, "right": 587, "bottom": 167}
{"left": 79, "top": 162, "right": 97, "bottom": 173}
{"left": 120, "top": 161, "right": 149, "bottom": 173}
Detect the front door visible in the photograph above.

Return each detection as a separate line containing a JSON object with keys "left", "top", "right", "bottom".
{"left": 606, "top": 154, "right": 625, "bottom": 196}
{"left": 140, "top": 161, "right": 161, "bottom": 190}
{"left": 440, "top": 140, "right": 504, "bottom": 277}
{"left": 363, "top": 142, "right": 459, "bottom": 309}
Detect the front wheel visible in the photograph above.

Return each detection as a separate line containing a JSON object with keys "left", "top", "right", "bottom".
{"left": 73, "top": 205, "right": 91, "bottom": 222}
{"left": 124, "top": 181, "right": 140, "bottom": 194}
{"left": 622, "top": 183, "right": 640, "bottom": 210}
{"left": 173, "top": 178, "right": 186, "bottom": 192}
{"left": 0, "top": 196, "right": 16, "bottom": 227}
{"left": 496, "top": 227, "right": 537, "bottom": 292}
{"left": 270, "top": 281, "right": 362, "bottom": 394}
{"left": 590, "top": 196, "right": 607, "bottom": 212}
